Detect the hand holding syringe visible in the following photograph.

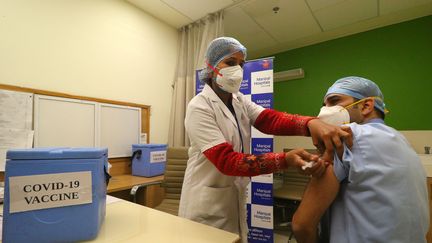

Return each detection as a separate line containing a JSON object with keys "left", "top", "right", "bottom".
{"left": 285, "top": 149, "right": 327, "bottom": 178}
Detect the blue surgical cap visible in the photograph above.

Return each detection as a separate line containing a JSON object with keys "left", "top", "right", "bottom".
{"left": 324, "top": 76, "right": 386, "bottom": 113}
{"left": 198, "top": 37, "right": 247, "bottom": 83}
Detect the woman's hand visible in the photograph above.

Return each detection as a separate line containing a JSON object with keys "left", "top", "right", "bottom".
{"left": 307, "top": 119, "right": 353, "bottom": 162}
{"left": 285, "top": 149, "right": 326, "bottom": 177}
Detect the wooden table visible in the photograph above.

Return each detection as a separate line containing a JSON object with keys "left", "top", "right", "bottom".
{"left": 107, "top": 174, "right": 164, "bottom": 207}
{"left": 273, "top": 184, "right": 306, "bottom": 201}
{"left": 107, "top": 174, "right": 164, "bottom": 193}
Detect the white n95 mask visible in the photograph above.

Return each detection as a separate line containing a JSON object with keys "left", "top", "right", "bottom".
{"left": 216, "top": 65, "right": 243, "bottom": 93}
{"left": 317, "top": 106, "right": 350, "bottom": 126}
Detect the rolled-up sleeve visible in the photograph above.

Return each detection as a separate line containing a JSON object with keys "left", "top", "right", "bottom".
{"left": 333, "top": 143, "right": 354, "bottom": 182}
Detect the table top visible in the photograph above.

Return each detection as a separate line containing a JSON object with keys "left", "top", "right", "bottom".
{"left": 88, "top": 198, "right": 240, "bottom": 243}
{"left": 419, "top": 154, "right": 432, "bottom": 177}
{"left": 273, "top": 184, "right": 306, "bottom": 201}
{"left": 1, "top": 197, "right": 240, "bottom": 243}
{"left": 107, "top": 174, "right": 164, "bottom": 193}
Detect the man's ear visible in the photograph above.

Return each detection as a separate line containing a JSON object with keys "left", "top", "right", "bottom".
{"left": 361, "top": 99, "right": 375, "bottom": 116}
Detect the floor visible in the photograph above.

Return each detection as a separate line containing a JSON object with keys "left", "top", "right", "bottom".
{"left": 273, "top": 199, "right": 298, "bottom": 243}
{"left": 274, "top": 229, "right": 297, "bottom": 243}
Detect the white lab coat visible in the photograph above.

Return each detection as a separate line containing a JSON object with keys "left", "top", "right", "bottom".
{"left": 179, "top": 84, "right": 264, "bottom": 242}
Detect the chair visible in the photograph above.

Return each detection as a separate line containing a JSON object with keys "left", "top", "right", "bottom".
{"left": 153, "top": 146, "right": 189, "bottom": 215}
{"left": 274, "top": 158, "right": 312, "bottom": 242}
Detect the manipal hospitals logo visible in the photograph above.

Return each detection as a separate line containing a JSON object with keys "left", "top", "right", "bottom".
{"left": 262, "top": 60, "right": 270, "bottom": 69}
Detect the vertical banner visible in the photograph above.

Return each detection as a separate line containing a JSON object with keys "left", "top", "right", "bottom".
{"left": 244, "top": 58, "right": 274, "bottom": 243}
{"left": 196, "top": 57, "right": 274, "bottom": 243}
{"left": 195, "top": 71, "right": 205, "bottom": 95}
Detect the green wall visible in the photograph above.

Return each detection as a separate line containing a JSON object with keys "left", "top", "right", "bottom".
{"left": 273, "top": 15, "right": 432, "bottom": 130}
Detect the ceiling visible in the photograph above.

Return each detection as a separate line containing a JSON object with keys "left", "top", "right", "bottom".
{"left": 127, "top": 0, "right": 432, "bottom": 58}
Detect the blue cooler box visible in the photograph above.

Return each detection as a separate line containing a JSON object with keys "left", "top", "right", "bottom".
{"left": 132, "top": 144, "right": 167, "bottom": 177}
{"left": 2, "top": 148, "right": 109, "bottom": 243}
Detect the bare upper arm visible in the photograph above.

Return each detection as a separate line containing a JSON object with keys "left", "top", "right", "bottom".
{"left": 293, "top": 165, "right": 340, "bottom": 228}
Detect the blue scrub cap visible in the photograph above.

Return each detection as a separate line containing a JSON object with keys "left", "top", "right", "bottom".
{"left": 324, "top": 76, "right": 387, "bottom": 113}
{"left": 198, "top": 37, "right": 247, "bottom": 83}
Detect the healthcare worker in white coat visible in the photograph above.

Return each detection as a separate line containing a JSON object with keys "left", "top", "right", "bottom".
{"left": 179, "top": 37, "right": 352, "bottom": 242}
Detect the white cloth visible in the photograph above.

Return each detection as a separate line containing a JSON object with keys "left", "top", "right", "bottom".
{"left": 179, "top": 84, "right": 264, "bottom": 241}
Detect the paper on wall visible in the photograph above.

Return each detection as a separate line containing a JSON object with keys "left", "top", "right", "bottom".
{"left": 0, "top": 128, "right": 34, "bottom": 171}
{"left": 0, "top": 89, "right": 34, "bottom": 171}
{"left": 0, "top": 90, "right": 33, "bottom": 130}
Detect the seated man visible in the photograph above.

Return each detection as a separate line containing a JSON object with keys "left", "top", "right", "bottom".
{"left": 292, "top": 76, "right": 429, "bottom": 243}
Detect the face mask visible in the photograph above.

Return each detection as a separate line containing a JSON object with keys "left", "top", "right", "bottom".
{"left": 318, "top": 97, "right": 375, "bottom": 126}
{"left": 215, "top": 65, "right": 243, "bottom": 93}
{"left": 317, "top": 105, "right": 350, "bottom": 126}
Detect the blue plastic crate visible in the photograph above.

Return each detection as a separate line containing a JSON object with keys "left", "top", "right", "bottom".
{"left": 2, "top": 147, "right": 109, "bottom": 243}
{"left": 132, "top": 144, "right": 167, "bottom": 177}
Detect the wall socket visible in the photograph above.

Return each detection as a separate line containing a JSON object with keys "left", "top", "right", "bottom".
{"left": 140, "top": 133, "right": 147, "bottom": 144}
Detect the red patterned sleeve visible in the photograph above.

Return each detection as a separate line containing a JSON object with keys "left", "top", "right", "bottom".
{"left": 254, "top": 109, "right": 316, "bottom": 136}
{"left": 203, "top": 142, "right": 288, "bottom": 176}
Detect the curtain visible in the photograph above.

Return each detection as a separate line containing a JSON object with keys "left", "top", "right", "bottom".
{"left": 168, "top": 11, "right": 224, "bottom": 147}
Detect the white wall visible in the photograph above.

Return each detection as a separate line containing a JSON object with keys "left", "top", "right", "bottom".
{"left": 0, "top": 0, "right": 178, "bottom": 143}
